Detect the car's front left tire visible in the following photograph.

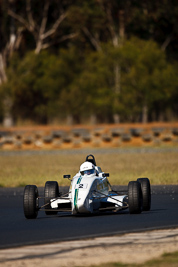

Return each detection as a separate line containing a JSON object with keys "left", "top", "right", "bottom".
{"left": 137, "top": 178, "right": 151, "bottom": 211}
{"left": 128, "top": 181, "right": 143, "bottom": 214}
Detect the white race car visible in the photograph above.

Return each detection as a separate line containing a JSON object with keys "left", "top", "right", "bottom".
{"left": 23, "top": 154, "right": 151, "bottom": 219}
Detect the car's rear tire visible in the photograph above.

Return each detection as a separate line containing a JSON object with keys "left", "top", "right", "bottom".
{"left": 128, "top": 181, "right": 143, "bottom": 214}
{"left": 23, "top": 185, "right": 39, "bottom": 219}
{"left": 137, "top": 178, "right": 151, "bottom": 211}
{"left": 44, "top": 181, "right": 59, "bottom": 215}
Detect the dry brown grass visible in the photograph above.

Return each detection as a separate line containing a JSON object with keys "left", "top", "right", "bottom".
{"left": 89, "top": 251, "right": 178, "bottom": 267}
{"left": 0, "top": 149, "right": 178, "bottom": 187}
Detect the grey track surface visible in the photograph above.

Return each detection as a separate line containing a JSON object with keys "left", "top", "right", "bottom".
{"left": 0, "top": 185, "right": 178, "bottom": 249}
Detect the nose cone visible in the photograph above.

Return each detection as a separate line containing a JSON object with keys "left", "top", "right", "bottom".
{"left": 72, "top": 175, "right": 96, "bottom": 214}
{"left": 75, "top": 197, "right": 93, "bottom": 214}
{"left": 72, "top": 187, "right": 93, "bottom": 214}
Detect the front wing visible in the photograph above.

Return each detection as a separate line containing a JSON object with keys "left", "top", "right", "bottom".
{"left": 46, "top": 192, "right": 128, "bottom": 213}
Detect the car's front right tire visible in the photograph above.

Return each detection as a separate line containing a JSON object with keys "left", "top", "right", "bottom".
{"left": 23, "top": 185, "right": 39, "bottom": 219}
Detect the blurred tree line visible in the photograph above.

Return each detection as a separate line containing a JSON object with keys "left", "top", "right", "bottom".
{"left": 0, "top": 0, "right": 178, "bottom": 125}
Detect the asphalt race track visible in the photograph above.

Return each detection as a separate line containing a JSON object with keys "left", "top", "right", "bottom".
{"left": 0, "top": 185, "right": 178, "bottom": 249}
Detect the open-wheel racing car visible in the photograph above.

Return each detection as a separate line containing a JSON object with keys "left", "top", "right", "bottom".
{"left": 23, "top": 154, "right": 151, "bottom": 219}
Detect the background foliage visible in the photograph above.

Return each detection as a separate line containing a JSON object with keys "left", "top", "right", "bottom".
{"left": 0, "top": 0, "right": 178, "bottom": 125}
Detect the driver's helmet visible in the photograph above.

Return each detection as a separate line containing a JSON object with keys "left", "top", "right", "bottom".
{"left": 80, "top": 162, "right": 96, "bottom": 176}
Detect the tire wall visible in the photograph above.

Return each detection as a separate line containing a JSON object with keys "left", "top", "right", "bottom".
{"left": 0, "top": 123, "right": 178, "bottom": 150}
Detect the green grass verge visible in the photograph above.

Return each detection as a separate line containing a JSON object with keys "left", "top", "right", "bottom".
{"left": 0, "top": 150, "right": 178, "bottom": 187}
{"left": 88, "top": 251, "right": 178, "bottom": 267}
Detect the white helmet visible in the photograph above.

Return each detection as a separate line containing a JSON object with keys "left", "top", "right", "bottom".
{"left": 80, "top": 162, "right": 96, "bottom": 176}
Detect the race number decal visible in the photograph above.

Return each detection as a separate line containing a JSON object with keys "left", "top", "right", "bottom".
{"left": 75, "top": 183, "right": 88, "bottom": 189}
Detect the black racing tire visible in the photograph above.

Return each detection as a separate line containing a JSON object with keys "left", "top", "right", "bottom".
{"left": 23, "top": 185, "right": 39, "bottom": 219}
{"left": 44, "top": 181, "right": 59, "bottom": 215}
{"left": 137, "top": 178, "right": 151, "bottom": 211}
{"left": 128, "top": 181, "right": 143, "bottom": 214}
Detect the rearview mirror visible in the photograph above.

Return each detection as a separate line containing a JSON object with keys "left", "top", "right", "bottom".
{"left": 63, "top": 175, "right": 71, "bottom": 179}
{"left": 103, "top": 173, "right": 109, "bottom": 177}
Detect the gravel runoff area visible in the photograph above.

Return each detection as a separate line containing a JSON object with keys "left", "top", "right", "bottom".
{"left": 0, "top": 228, "right": 178, "bottom": 267}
